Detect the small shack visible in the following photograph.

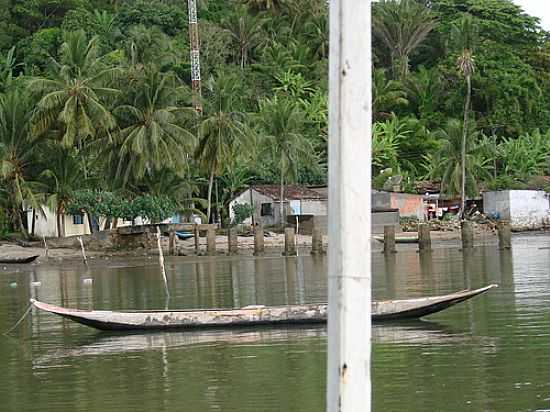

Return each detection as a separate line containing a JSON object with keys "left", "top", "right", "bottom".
{"left": 483, "top": 190, "right": 550, "bottom": 231}
{"left": 229, "top": 185, "right": 328, "bottom": 227}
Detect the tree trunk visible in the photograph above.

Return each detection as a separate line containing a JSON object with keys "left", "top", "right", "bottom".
{"left": 87, "top": 212, "right": 95, "bottom": 234}
{"left": 31, "top": 208, "right": 36, "bottom": 237}
{"left": 57, "top": 212, "right": 62, "bottom": 238}
{"left": 279, "top": 161, "right": 285, "bottom": 230}
{"left": 461, "top": 74, "right": 471, "bottom": 219}
{"left": 206, "top": 169, "right": 215, "bottom": 224}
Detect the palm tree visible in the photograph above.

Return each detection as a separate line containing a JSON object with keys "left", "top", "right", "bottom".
{"left": 373, "top": 68, "right": 408, "bottom": 121}
{"left": 29, "top": 30, "right": 119, "bottom": 148}
{"left": 194, "top": 73, "right": 247, "bottom": 223}
{"left": 39, "top": 144, "right": 86, "bottom": 237}
{"left": 113, "top": 67, "right": 196, "bottom": 183}
{"left": 0, "top": 90, "right": 44, "bottom": 234}
{"left": 373, "top": 0, "right": 437, "bottom": 80}
{"left": 428, "top": 119, "right": 490, "bottom": 199}
{"left": 452, "top": 14, "right": 477, "bottom": 217}
{"left": 222, "top": 7, "right": 265, "bottom": 69}
{"left": 256, "top": 96, "right": 316, "bottom": 227}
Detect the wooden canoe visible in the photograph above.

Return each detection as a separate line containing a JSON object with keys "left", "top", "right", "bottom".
{"left": 373, "top": 235, "right": 419, "bottom": 244}
{"left": 30, "top": 284, "right": 497, "bottom": 331}
{"left": 0, "top": 255, "right": 39, "bottom": 264}
{"left": 175, "top": 231, "right": 194, "bottom": 240}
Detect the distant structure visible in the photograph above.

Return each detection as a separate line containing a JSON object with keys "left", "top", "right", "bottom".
{"left": 187, "top": 0, "right": 202, "bottom": 113}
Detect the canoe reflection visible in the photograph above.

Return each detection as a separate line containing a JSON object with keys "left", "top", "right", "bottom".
{"left": 33, "top": 321, "right": 492, "bottom": 366}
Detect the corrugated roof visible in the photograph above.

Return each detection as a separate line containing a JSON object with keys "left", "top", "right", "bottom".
{"left": 252, "top": 185, "right": 327, "bottom": 201}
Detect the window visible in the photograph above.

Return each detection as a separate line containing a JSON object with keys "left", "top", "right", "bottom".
{"left": 261, "top": 203, "right": 273, "bottom": 216}
{"left": 73, "top": 214, "right": 84, "bottom": 225}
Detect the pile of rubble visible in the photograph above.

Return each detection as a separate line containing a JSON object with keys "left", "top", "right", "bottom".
{"left": 400, "top": 215, "right": 497, "bottom": 233}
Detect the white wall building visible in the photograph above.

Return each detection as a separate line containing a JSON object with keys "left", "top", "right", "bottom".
{"left": 229, "top": 185, "right": 328, "bottom": 227}
{"left": 483, "top": 190, "right": 550, "bottom": 231}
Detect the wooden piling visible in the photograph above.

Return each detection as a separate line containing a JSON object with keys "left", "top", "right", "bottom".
{"left": 418, "top": 223, "right": 432, "bottom": 252}
{"left": 253, "top": 225, "right": 264, "bottom": 256}
{"left": 78, "top": 236, "right": 88, "bottom": 266}
{"left": 283, "top": 227, "right": 297, "bottom": 256}
{"left": 228, "top": 227, "right": 238, "bottom": 255}
{"left": 461, "top": 220, "right": 474, "bottom": 249}
{"left": 497, "top": 221, "right": 512, "bottom": 250}
{"left": 383, "top": 225, "right": 396, "bottom": 254}
{"left": 156, "top": 227, "right": 170, "bottom": 297}
{"left": 168, "top": 231, "right": 176, "bottom": 256}
{"left": 206, "top": 228, "right": 216, "bottom": 256}
{"left": 194, "top": 224, "right": 200, "bottom": 254}
{"left": 311, "top": 225, "right": 324, "bottom": 256}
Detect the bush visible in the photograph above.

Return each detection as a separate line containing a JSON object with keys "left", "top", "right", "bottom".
{"left": 232, "top": 203, "right": 254, "bottom": 225}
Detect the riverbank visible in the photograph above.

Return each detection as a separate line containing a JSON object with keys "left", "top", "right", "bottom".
{"left": 0, "top": 228, "right": 499, "bottom": 266}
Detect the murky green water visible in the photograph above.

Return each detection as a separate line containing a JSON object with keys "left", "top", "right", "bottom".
{"left": 2, "top": 234, "right": 550, "bottom": 411}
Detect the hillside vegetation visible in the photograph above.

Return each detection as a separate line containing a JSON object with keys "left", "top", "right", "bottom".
{"left": 0, "top": 0, "right": 549, "bottom": 235}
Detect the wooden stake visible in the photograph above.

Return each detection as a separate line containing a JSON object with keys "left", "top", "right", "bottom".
{"left": 78, "top": 236, "right": 88, "bottom": 266}
{"left": 43, "top": 235, "right": 48, "bottom": 258}
{"left": 156, "top": 227, "right": 170, "bottom": 297}
{"left": 327, "top": 1, "right": 372, "bottom": 411}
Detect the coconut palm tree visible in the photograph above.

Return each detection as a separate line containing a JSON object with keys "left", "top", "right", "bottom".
{"left": 373, "top": 0, "right": 437, "bottom": 80}
{"left": 29, "top": 30, "right": 119, "bottom": 148}
{"left": 113, "top": 67, "right": 196, "bottom": 183}
{"left": 0, "top": 90, "right": 44, "bottom": 234}
{"left": 373, "top": 68, "right": 408, "bottom": 121}
{"left": 39, "top": 144, "right": 86, "bottom": 237}
{"left": 428, "top": 119, "right": 490, "bottom": 199}
{"left": 452, "top": 14, "right": 477, "bottom": 217}
{"left": 256, "top": 96, "right": 316, "bottom": 227}
{"left": 194, "top": 73, "right": 247, "bottom": 223}
{"left": 222, "top": 6, "right": 265, "bottom": 69}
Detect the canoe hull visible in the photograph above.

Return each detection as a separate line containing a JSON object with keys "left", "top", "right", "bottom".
{"left": 373, "top": 236, "right": 418, "bottom": 244}
{"left": 31, "top": 285, "right": 497, "bottom": 331}
{"left": 0, "top": 255, "right": 39, "bottom": 264}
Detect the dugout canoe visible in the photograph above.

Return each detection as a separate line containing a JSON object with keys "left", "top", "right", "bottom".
{"left": 0, "top": 255, "right": 39, "bottom": 264}
{"left": 30, "top": 284, "right": 497, "bottom": 331}
{"left": 373, "top": 235, "right": 419, "bottom": 244}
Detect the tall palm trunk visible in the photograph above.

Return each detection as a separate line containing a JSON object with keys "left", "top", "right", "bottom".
{"left": 461, "top": 74, "right": 471, "bottom": 219}
{"left": 279, "top": 160, "right": 285, "bottom": 229}
{"left": 206, "top": 169, "right": 215, "bottom": 223}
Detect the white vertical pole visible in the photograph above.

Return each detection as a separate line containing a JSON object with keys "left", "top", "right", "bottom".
{"left": 327, "top": 0, "right": 372, "bottom": 411}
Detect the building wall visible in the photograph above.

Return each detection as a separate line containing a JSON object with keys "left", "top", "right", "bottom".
{"left": 390, "top": 192, "right": 425, "bottom": 220}
{"left": 372, "top": 190, "right": 425, "bottom": 221}
{"left": 27, "top": 206, "right": 92, "bottom": 237}
{"left": 484, "top": 190, "right": 550, "bottom": 230}
{"left": 301, "top": 200, "right": 328, "bottom": 216}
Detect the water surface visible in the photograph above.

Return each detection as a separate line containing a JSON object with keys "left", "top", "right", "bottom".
{"left": 2, "top": 234, "right": 550, "bottom": 411}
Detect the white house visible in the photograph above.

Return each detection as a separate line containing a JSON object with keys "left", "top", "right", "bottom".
{"left": 229, "top": 185, "right": 328, "bottom": 227}
{"left": 483, "top": 190, "right": 550, "bottom": 231}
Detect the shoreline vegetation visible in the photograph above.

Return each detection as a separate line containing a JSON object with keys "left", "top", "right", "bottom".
{"left": 1, "top": 0, "right": 549, "bottom": 239}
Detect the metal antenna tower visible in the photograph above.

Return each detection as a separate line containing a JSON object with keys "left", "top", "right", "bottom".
{"left": 187, "top": 0, "right": 202, "bottom": 113}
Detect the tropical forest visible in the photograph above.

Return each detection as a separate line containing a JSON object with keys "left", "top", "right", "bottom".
{"left": 0, "top": 0, "right": 549, "bottom": 236}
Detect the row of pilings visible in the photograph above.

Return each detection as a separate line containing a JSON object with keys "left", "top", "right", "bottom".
{"left": 161, "top": 220, "right": 512, "bottom": 257}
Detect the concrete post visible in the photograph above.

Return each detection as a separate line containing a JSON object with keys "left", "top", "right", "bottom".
{"left": 253, "top": 225, "right": 265, "bottom": 256}
{"left": 383, "top": 225, "right": 396, "bottom": 254}
{"left": 311, "top": 225, "right": 324, "bottom": 256}
{"left": 418, "top": 223, "right": 432, "bottom": 252}
{"left": 461, "top": 220, "right": 474, "bottom": 249}
{"left": 206, "top": 228, "right": 216, "bottom": 255}
{"left": 497, "top": 221, "right": 512, "bottom": 250}
{"left": 168, "top": 231, "right": 176, "bottom": 256}
{"left": 283, "top": 227, "right": 297, "bottom": 256}
{"left": 228, "top": 227, "right": 238, "bottom": 255}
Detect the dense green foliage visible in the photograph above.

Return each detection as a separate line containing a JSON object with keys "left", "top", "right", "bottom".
{"left": 0, "top": 0, "right": 549, "bottom": 235}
